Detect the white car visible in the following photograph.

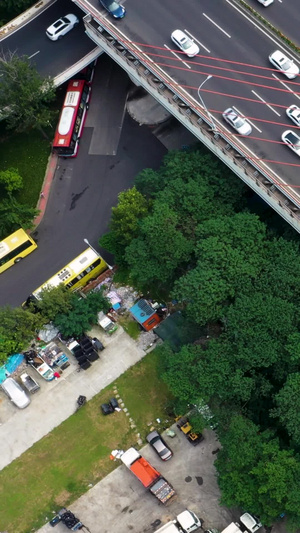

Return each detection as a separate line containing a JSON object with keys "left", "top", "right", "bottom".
{"left": 222, "top": 108, "right": 252, "bottom": 135}
{"left": 286, "top": 105, "right": 300, "bottom": 127}
{"left": 269, "top": 50, "right": 299, "bottom": 79}
{"left": 256, "top": 0, "right": 274, "bottom": 6}
{"left": 240, "top": 513, "right": 262, "bottom": 533}
{"left": 171, "top": 30, "right": 199, "bottom": 57}
{"left": 46, "top": 14, "right": 79, "bottom": 41}
{"left": 1, "top": 377, "right": 30, "bottom": 409}
{"left": 281, "top": 130, "right": 300, "bottom": 156}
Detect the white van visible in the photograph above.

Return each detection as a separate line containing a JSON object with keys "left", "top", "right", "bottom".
{"left": 1, "top": 377, "right": 31, "bottom": 408}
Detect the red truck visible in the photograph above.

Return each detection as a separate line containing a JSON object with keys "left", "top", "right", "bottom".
{"left": 120, "top": 447, "right": 176, "bottom": 504}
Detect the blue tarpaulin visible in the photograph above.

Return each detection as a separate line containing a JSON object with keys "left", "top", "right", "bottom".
{"left": 0, "top": 354, "right": 24, "bottom": 383}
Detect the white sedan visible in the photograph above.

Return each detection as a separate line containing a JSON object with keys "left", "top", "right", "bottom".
{"left": 286, "top": 105, "right": 300, "bottom": 127}
{"left": 256, "top": 0, "right": 274, "bottom": 6}
{"left": 281, "top": 130, "right": 300, "bottom": 156}
{"left": 269, "top": 50, "right": 299, "bottom": 79}
{"left": 222, "top": 108, "right": 252, "bottom": 136}
{"left": 171, "top": 30, "right": 199, "bottom": 57}
{"left": 46, "top": 14, "right": 79, "bottom": 41}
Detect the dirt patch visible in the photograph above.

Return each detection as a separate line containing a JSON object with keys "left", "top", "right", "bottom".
{"left": 55, "top": 490, "right": 72, "bottom": 506}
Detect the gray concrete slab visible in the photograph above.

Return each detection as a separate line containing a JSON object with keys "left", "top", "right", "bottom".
{"left": 0, "top": 327, "right": 145, "bottom": 471}
{"left": 37, "top": 428, "right": 234, "bottom": 533}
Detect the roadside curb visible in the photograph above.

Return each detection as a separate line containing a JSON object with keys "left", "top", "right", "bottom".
{"left": 0, "top": 0, "right": 57, "bottom": 40}
{"left": 33, "top": 152, "right": 58, "bottom": 228}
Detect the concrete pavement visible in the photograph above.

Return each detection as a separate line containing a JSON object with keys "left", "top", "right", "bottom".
{"left": 0, "top": 326, "right": 146, "bottom": 471}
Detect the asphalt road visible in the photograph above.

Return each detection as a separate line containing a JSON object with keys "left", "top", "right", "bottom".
{"left": 0, "top": 56, "right": 167, "bottom": 307}
{"left": 245, "top": 0, "right": 300, "bottom": 46}
{"left": 0, "top": 0, "right": 95, "bottom": 78}
{"left": 82, "top": 0, "right": 300, "bottom": 196}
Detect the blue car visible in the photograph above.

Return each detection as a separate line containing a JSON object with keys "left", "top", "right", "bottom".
{"left": 99, "top": 0, "right": 126, "bottom": 18}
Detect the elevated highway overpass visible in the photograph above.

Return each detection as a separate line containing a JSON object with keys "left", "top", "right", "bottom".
{"left": 71, "top": 0, "right": 300, "bottom": 232}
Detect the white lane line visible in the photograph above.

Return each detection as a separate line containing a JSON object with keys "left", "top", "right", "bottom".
{"left": 226, "top": 0, "right": 300, "bottom": 65}
{"left": 164, "top": 44, "right": 191, "bottom": 69}
{"left": 251, "top": 90, "right": 281, "bottom": 117}
{"left": 271, "top": 73, "right": 300, "bottom": 102}
{"left": 202, "top": 13, "right": 231, "bottom": 38}
{"left": 28, "top": 51, "right": 40, "bottom": 59}
{"left": 184, "top": 29, "right": 211, "bottom": 53}
{"left": 232, "top": 105, "right": 262, "bottom": 133}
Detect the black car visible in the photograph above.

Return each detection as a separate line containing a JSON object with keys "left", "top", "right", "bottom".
{"left": 99, "top": 0, "right": 126, "bottom": 18}
{"left": 146, "top": 430, "right": 173, "bottom": 461}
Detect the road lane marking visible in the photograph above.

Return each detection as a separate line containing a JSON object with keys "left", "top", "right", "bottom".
{"left": 28, "top": 51, "right": 40, "bottom": 59}
{"left": 202, "top": 13, "right": 231, "bottom": 38}
{"left": 251, "top": 90, "right": 281, "bottom": 116}
{"left": 184, "top": 29, "right": 211, "bottom": 53}
{"left": 226, "top": 0, "right": 300, "bottom": 66}
{"left": 164, "top": 44, "right": 191, "bottom": 69}
{"left": 271, "top": 73, "right": 300, "bottom": 101}
{"left": 232, "top": 105, "right": 262, "bottom": 133}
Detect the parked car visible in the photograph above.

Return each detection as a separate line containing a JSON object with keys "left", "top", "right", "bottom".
{"left": 146, "top": 430, "right": 173, "bottom": 461}
{"left": 1, "top": 377, "right": 31, "bottom": 409}
{"left": 240, "top": 513, "right": 262, "bottom": 533}
{"left": 171, "top": 30, "right": 199, "bottom": 57}
{"left": 99, "top": 0, "right": 126, "bottom": 19}
{"left": 92, "top": 337, "right": 104, "bottom": 351}
{"left": 46, "top": 14, "right": 79, "bottom": 41}
{"left": 269, "top": 50, "right": 299, "bottom": 79}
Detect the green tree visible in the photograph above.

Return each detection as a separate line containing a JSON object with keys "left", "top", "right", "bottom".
{"left": 0, "top": 168, "right": 23, "bottom": 193}
{"left": 271, "top": 373, "right": 300, "bottom": 445}
{"left": 34, "top": 285, "right": 75, "bottom": 322}
{"left": 100, "top": 187, "right": 150, "bottom": 265}
{"left": 125, "top": 201, "right": 193, "bottom": 289}
{"left": 0, "top": 306, "right": 43, "bottom": 363}
{"left": 54, "top": 291, "right": 109, "bottom": 337}
{"left": 216, "top": 415, "right": 300, "bottom": 529}
{"left": 0, "top": 196, "right": 38, "bottom": 239}
{"left": 0, "top": 51, "right": 55, "bottom": 135}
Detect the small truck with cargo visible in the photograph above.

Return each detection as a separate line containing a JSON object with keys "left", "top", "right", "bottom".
{"left": 120, "top": 447, "right": 176, "bottom": 504}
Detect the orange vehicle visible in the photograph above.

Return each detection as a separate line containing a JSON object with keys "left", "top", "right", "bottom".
{"left": 120, "top": 447, "right": 175, "bottom": 504}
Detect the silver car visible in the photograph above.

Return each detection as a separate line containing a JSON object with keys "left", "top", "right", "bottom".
{"left": 240, "top": 513, "right": 262, "bottom": 533}
{"left": 1, "top": 377, "right": 31, "bottom": 409}
{"left": 269, "top": 50, "right": 299, "bottom": 79}
{"left": 281, "top": 130, "right": 300, "bottom": 156}
{"left": 222, "top": 108, "right": 252, "bottom": 135}
{"left": 286, "top": 105, "right": 300, "bottom": 127}
{"left": 146, "top": 430, "right": 173, "bottom": 461}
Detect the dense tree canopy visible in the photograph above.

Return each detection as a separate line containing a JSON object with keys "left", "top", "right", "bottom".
{"left": 0, "top": 306, "right": 43, "bottom": 363}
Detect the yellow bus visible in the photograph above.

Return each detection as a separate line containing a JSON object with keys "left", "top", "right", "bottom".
{"left": 0, "top": 228, "right": 37, "bottom": 274}
{"left": 27, "top": 247, "right": 108, "bottom": 303}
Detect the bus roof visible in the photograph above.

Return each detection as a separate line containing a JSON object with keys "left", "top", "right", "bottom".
{"left": 0, "top": 228, "right": 32, "bottom": 259}
{"left": 33, "top": 248, "right": 98, "bottom": 296}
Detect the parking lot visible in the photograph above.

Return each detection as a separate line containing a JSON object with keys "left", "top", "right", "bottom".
{"left": 0, "top": 326, "right": 146, "bottom": 470}
{"left": 37, "top": 427, "right": 234, "bottom": 533}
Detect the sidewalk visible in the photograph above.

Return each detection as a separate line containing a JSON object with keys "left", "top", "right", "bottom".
{"left": 33, "top": 153, "right": 58, "bottom": 227}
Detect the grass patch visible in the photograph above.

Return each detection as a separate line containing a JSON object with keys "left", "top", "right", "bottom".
{"left": 118, "top": 314, "right": 141, "bottom": 340}
{"left": 0, "top": 351, "right": 171, "bottom": 533}
{"left": 0, "top": 128, "right": 52, "bottom": 207}
{"left": 116, "top": 349, "right": 173, "bottom": 439}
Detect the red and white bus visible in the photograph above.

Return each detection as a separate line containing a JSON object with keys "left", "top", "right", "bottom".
{"left": 52, "top": 78, "right": 91, "bottom": 157}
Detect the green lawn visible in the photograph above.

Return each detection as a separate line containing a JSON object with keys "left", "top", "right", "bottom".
{"left": 0, "top": 129, "right": 52, "bottom": 207}
{"left": 118, "top": 314, "right": 141, "bottom": 340}
{"left": 0, "top": 351, "right": 171, "bottom": 533}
